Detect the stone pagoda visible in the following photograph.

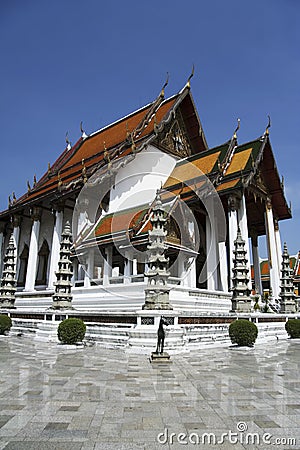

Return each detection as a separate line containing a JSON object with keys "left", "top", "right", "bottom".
{"left": 0, "top": 235, "right": 17, "bottom": 309}
{"left": 231, "top": 227, "right": 251, "bottom": 312}
{"left": 52, "top": 221, "right": 73, "bottom": 309}
{"left": 143, "top": 192, "right": 172, "bottom": 310}
{"left": 279, "top": 242, "right": 296, "bottom": 313}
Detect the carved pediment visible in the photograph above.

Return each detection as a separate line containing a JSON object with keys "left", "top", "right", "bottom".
{"left": 253, "top": 171, "right": 268, "bottom": 195}
{"left": 156, "top": 111, "right": 191, "bottom": 158}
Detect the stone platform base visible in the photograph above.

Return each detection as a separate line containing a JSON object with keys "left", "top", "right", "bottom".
{"left": 150, "top": 352, "right": 171, "bottom": 363}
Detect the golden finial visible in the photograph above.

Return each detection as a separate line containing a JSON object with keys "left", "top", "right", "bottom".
{"left": 154, "top": 113, "right": 159, "bottom": 133}
{"left": 265, "top": 115, "right": 271, "bottom": 135}
{"left": 103, "top": 142, "right": 110, "bottom": 163}
{"left": 47, "top": 162, "right": 51, "bottom": 176}
{"left": 160, "top": 72, "right": 169, "bottom": 98}
{"left": 233, "top": 118, "right": 240, "bottom": 139}
{"left": 8, "top": 195, "right": 12, "bottom": 207}
{"left": 12, "top": 192, "right": 17, "bottom": 203}
{"left": 125, "top": 122, "right": 130, "bottom": 139}
{"left": 81, "top": 158, "right": 87, "bottom": 183}
{"left": 131, "top": 140, "right": 136, "bottom": 154}
{"left": 27, "top": 181, "right": 31, "bottom": 192}
{"left": 187, "top": 64, "right": 195, "bottom": 89}
{"left": 58, "top": 171, "right": 62, "bottom": 188}
{"left": 33, "top": 175, "right": 37, "bottom": 186}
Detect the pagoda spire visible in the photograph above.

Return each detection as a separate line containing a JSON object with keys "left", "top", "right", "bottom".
{"left": 143, "top": 191, "right": 172, "bottom": 310}
{"left": 279, "top": 242, "right": 296, "bottom": 313}
{"left": 51, "top": 221, "right": 74, "bottom": 309}
{"left": 231, "top": 227, "right": 252, "bottom": 312}
{"left": 0, "top": 235, "right": 17, "bottom": 309}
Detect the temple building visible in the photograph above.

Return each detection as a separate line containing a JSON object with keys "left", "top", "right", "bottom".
{"left": 0, "top": 78, "right": 293, "bottom": 317}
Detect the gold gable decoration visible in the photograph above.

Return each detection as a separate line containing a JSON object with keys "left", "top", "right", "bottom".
{"left": 157, "top": 111, "right": 191, "bottom": 158}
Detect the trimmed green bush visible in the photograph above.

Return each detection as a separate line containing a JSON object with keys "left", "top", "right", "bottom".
{"left": 58, "top": 318, "right": 86, "bottom": 345}
{"left": 229, "top": 319, "right": 258, "bottom": 347}
{"left": 0, "top": 314, "right": 12, "bottom": 335}
{"left": 285, "top": 319, "right": 300, "bottom": 339}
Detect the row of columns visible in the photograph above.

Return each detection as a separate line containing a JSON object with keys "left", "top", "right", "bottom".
{"left": 0, "top": 206, "right": 65, "bottom": 292}
{"left": 189, "top": 192, "right": 283, "bottom": 297}
{"left": 0, "top": 192, "right": 285, "bottom": 298}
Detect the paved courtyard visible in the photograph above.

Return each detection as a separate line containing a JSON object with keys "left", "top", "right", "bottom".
{"left": 0, "top": 336, "right": 299, "bottom": 450}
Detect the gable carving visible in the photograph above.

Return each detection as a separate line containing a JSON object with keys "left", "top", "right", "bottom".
{"left": 156, "top": 111, "right": 191, "bottom": 158}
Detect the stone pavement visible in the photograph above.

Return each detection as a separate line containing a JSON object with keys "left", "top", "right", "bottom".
{"left": 0, "top": 336, "right": 299, "bottom": 450}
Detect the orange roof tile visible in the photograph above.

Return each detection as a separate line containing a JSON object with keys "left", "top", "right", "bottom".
{"left": 12, "top": 96, "right": 177, "bottom": 208}
{"left": 225, "top": 148, "right": 252, "bottom": 175}
{"left": 164, "top": 152, "right": 221, "bottom": 188}
{"left": 216, "top": 179, "right": 240, "bottom": 192}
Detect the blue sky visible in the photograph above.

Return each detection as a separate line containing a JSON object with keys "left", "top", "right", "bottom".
{"left": 0, "top": 0, "right": 299, "bottom": 256}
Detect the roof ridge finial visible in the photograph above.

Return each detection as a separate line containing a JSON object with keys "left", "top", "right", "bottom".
{"left": 186, "top": 64, "right": 195, "bottom": 89}
{"left": 65, "top": 132, "right": 72, "bottom": 150}
{"left": 233, "top": 118, "right": 240, "bottom": 139}
{"left": 264, "top": 114, "right": 271, "bottom": 136}
{"left": 80, "top": 121, "right": 88, "bottom": 139}
{"left": 160, "top": 72, "right": 169, "bottom": 98}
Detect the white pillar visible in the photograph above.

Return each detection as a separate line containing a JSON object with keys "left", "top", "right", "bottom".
{"left": 265, "top": 200, "right": 280, "bottom": 299}
{"left": 24, "top": 208, "right": 41, "bottom": 291}
{"left": 237, "top": 194, "right": 252, "bottom": 289}
{"left": 228, "top": 195, "right": 239, "bottom": 289}
{"left": 132, "top": 258, "right": 138, "bottom": 276}
{"left": 103, "top": 247, "right": 112, "bottom": 286}
{"left": 76, "top": 198, "right": 90, "bottom": 236}
{"left": 12, "top": 215, "right": 21, "bottom": 256}
{"left": 274, "top": 219, "right": 283, "bottom": 275}
{"left": 177, "top": 253, "right": 186, "bottom": 286}
{"left": 124, "top": 251, "right": 132, "bottom": 284}
{"left": 251, "top": 234, "right": 262, "bottom": 295}
{"left": 186, "top": 258, "right": 197, "bottom": 288}
{"left": 206, "top": 215, "right": 219, "bottom": 291}
{"left": 0, "top": 222, "right": 5, "bottom": 274}
{"left": 218, "top": 241, "right": 228, "bottom": 292}
{"left": 48, "top": 210, "right": 63, "bottom": 289}
{"left": 84, "top": 249, "right": 94, "bottom": 287}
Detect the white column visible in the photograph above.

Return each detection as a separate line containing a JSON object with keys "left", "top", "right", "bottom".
{"left": 251, "top": 234, "right": 262, "bottom": 295}
{"left": 76, "top": 198, "right": 90, "bottom": 236}
{"left": 265, "top": 200, "right": 280, "bottom": 299}
{"left": 186, "top": 258, "right": 197, "bottom": 288}
{"left": 132, "top": 258, "right": 138, "bottom": 276}
{"left": 84, "top": 249, "right": 94, "bottom": 287}
{"left": 72, "top": 258, "right": 78, "bottom": 284}
{"left": 24, "top": 208, "right": 41, "bottom": 291}
{"left": 228, "top": 196, "right": 239, "bottom": 289}
{"left": 124, "top": 251, "right": 132, "bottom": 284}
{"left": 274, "top": 219, "right": 283, "bottom": 275}
{"left": 48, "top": 210, "right": 63, "bottom": 289}
{"left": 103, "top": 247, "right": 112, "bottom": 286}
{"left": 218, "top": 241, "right": 228, "bottom": 292}
{"left": 12, "top": 215, "right": 21, "bottom": 256}
{"left": 0, "top": 222, "right": 5, "bottom": 274}
{"left": 206, "top": 216, "right": 219, "bottom": 291}
{"left": 177, "top": 253, "right": 186, "bottom": 286}
{"left": 237, "top": 194, "right": 252, "bottom": 289}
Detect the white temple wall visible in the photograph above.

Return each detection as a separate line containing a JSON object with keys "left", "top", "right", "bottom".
{"left": 37, "top": 210, "right": 54, "bottom": 250}
{"left": 37, "top": 210, "right": 54, "bottom": 285}
{"left": 108, "top": 145, "right": 177, "bottom": 213}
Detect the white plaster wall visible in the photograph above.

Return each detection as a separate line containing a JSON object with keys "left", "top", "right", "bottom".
{"left": 38, "top": 210, "right": 54, "bottom": 250}
{"left": 17, "top": 218, "right": 31, "bottom": 258}
{"left": 108, "top": 145, "right": 177, "bottom": 214}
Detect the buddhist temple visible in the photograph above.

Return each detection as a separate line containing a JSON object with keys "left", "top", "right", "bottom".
{"left": 0, "top": 77, "right": 296, "bottom": 346}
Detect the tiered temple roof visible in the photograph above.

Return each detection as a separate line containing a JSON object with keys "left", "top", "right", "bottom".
{"left": 0, "top": 81, "right": 291, "bottom": 252}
